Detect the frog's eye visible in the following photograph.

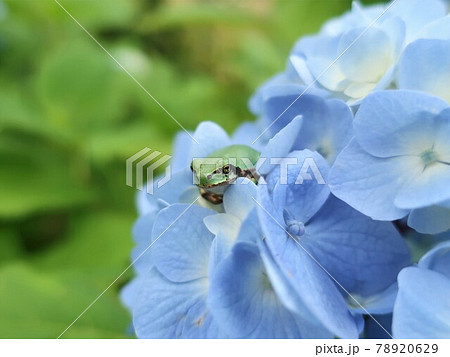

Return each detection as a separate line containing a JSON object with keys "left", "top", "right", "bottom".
{"left": 190, "top": 163, "right": 193, "bottom": 171}
{"left": 222, "top": 165, "right": 230, "bottom": 175}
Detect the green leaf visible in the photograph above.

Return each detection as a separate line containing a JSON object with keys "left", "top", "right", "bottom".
{"left": 138, "top": 3, "right": 258, "bottom": 33}
{"left": 0, "top": 263, "right": 131, "bottom": 338}
{"left": 33, "top": 211, "right": 135, "bottom": 272}
{"left": 0, "top": 137, "right": 94, "bottom": 219}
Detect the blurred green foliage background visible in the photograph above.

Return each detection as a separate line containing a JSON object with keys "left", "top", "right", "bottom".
{"left": 0, "top": 0, "right": 380, "bottom": 338}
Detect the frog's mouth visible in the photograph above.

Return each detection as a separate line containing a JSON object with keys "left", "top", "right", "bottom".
{"left": 198, "top": 177, "right": 238, "bottom": 190}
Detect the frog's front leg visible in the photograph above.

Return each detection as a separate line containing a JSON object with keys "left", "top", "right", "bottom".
{"left": 237, "top": 167, "right": 260, "bottom": 184}
{"left": 200, "top": 188, "right": 223, "bottom": 204}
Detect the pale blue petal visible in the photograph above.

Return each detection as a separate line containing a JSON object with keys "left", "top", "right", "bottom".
{"left": 248, "top": 73, "right": 297, "bottom": 116}
{"left": 393, "top": 267, "right": 450, "bottom": 338}
{"left": 354, "top": 90, "right": 448, "bottom": 158}
{"left": 223, "top": 178, "right": 258, "bottom": 221}
{"left": 151, "top": 204, "right": 215, "bottom": 282}
{"left": 203, "top": 213, "right": 241, "bottom": 242}
{"left": 208, "top": 232, "right": 234, "bottom": 275}
{"left": 329, "top": 140, "right": 411, "bottom": 220}
{"left": 262, "top": 92, "right": 324, "bottom": 135}
{"left": 172, "top": 131, "right": 194, "bottom": 172}
{"left": 132, "top": 211, "right": 157, "bottom": 274}
{"left": 190, "top": 121, "right": 231, "bottom": 159}
{"left": 434, "top": 109, "right": 450, "bottom": 163}
{"left": 294, "top": 98, "right": 353, "bottom": 163}
{"left": 417, "top": 15, "right": 450, "bottom": 40}
{"left": 337, "top": 27, "right": 394, "bottom": 83}
{"left": 209, "top": 242, "right": 332, "bottom": 338}
{"left": 256, "top": 238, "right": 334, "bottom": 338}
{"left": 120, "top": 276, "right": 144, "bottom": 312}
{"left": 136, "top": 189, "right": 155, "bottom": 216}
{"left": 134, "top": 269, "right": 225, "bottom": 338}
{"left": 418, "top": 241, "right": 450, "bottom": 279}
{"left": 231, "top": 121, "right": 265, "bottom": 152}
{"left": 399, "top": 39, "right": 450, "bottom": 103}
{"left": 394, "top": 161, "right": 450, "bottom": 209}
{"left": 389, "top": 0, "right": 446, "bottom": 41}
{"left": 349, "top": 283, "right": 399, "bottom": 315}
{"left": 270, "top": 150, "right": 330, "bottom": 223}
{"left": 257, "top": 186, "right": 359, "bottom": 338}
{"left": 139, "top": 169, "right": 193, "bottom": 213}
{"left": 235, "top": 209, "right": 262, "bottom": 244}
{"left": 303, "top": 196, "right": 410, "bottom": 296}
{"left": 258, "top": 116, "right": 303, "bottom": 175}
{"left": 408, "top": 205, "right": 450, "bottom": 234}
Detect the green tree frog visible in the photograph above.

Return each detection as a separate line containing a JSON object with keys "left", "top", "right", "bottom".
{"left": 190, "top": 144, "right": 261, "bottom": 204}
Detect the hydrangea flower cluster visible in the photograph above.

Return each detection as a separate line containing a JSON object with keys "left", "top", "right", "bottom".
{"left": 122, "top": 0, "right": 450, "bottom": 339}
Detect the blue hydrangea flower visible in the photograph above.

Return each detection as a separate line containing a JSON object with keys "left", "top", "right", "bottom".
{"left": 288, "top": 0, "right": 446, "bottom": 104}
{"left": 398, "top": 16, "right": 450, "bottom": 102}
{"left": 208, "top": 214, "right": 334, "bottom": 338}
{"left": 393, "top": 241, "right": 450, "bottom": 338}
{"left": 129, "top": 182, "right": 336, "bottom": 338}
{"left": 330, "top": 90, "right": 450, "bottom": 234}
{"left": 132, "top": 204, "right": 227, "bottom": 338}
{"left": 257, "top": 149, "right": 410, "bottom": 338}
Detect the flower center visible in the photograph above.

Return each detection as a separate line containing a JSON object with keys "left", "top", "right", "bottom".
{"left": 286, "top": 220, "right": 305, "bottom": 237}
{"left": 283, "top": 209, "right": 306, "bottom": 237}
{"left": 420, "top": 149, "right": 439, "bottom": 168}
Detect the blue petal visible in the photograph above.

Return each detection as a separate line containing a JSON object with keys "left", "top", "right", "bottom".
{"left": 140, "top": 169, "right": 193, "bottom": 213}
{"left": 354, "top": 90, "right": 448, "bottom": 158}
{"left": 394, "top": 160, "right": 450, "bottom": 209}
{"left": 408, "top": 204, "right": 450, "bottom": 234}
{"left": 248, "top": 73, "right": 300, "bottom": 116}
{"left": 132, "top": 211, "right": 157, "bottom": 274}
{"left": 269, "top": 150, "right": 330, "bottom": 223}
{"left": 190, "top": 121, "right": 231, "bottom": 159}
{"left": 418, "top": 241, "right": 450, "bottom": 279}
{"left": 389, "top": 0, "right": 446, "bottom": 41}
{"left": 257, "top": 186, "right": 359, "bottom": 338}
{"left": 172, "top": 131, "right": 194, "bottom": 172}
{"left": 393, "top": 267, "right": 450, "bottom": 338}
{"left": 258, "top": 116, "right": 303, "bottom": 175}
{"left": 208, "top": 232, "right": 234, "bottom": 275}
{"left": 399, "top": 39, "right": 450, "bottom": 103}
{"left": 262, "top": 92, "right": 325, "bottom": 135}
{"left": 151, "top": 204, "right": 216, "bottom": 282}
{"left": 209, "top": 241, "right": 332, "bottom": 338}
{"left": 231, "top": 121, "right": 265, "bottom": 152}
{"left": 294, "top": 98, "right": 353, "bottom": 163}
{"left": 134, "top": 269, "right": 225, "bottom": 338}
{"left": 417, "top": 15, "right": 450, "bottom": 40}
{"left": 223, "top": 178, "right": 258, "bottom": 221}
{"left": 302, "top": 196, "right": 410, "bottom": 296}
{"left": 236, "top": 209, "right": 262, "bottom": 244}
{"left": 329, "top": 140, "right": 411, "bottom": 220}
{"left": 136, "top": 190, "right": 155, "bottom": 215}
{"left": 120, "top": 276, "right": 144, "bottom": 312}
{"left": 348, "top": 283, "right": 399, "bottom": 315}
{"left": 256, "top": 238, "right": 334, "bottom": 338}
{"left": 203, "top": 213, "right": 241, "bottom": 242}
{"left": 337, "top": 27, "right": 394, "bottom": 83}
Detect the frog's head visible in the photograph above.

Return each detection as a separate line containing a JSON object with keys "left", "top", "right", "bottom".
{"left": 190, "top": 157, "right": 239, "bottom": 188}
